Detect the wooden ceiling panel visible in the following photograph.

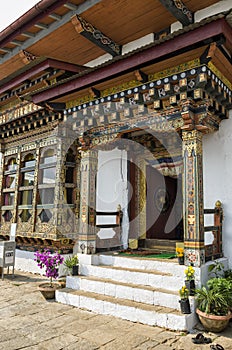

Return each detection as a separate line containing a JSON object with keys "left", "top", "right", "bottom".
{"left": 185, "top": 0, "right": 220, "bottom": 12}
{"left": 27, "top": 22, "right": 105, "bottom": 65}
{"left": 83, "top": 0, "right": 175, "bottom": 44}
{"left": 0, "top": 56, "right": 25, "bottom": 81}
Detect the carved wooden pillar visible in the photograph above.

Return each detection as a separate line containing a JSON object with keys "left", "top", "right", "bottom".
{"left": 12, "top": 147, "right": 21, "bottom": 223}
{"left": 0, "top": 144, "right": 4, "bottom": 223}
{"left": 78, "top": 149, "right": 98, "bottom": 254}
{"left": 182, "top": 130, "right": 205, "bottom": 266}
{"left": 53, "top": 138, "right": 66, "bottom": 238}
{"left": 32, "top": 142, "right": 40, "bottom": 232}
{"left": 138, "top": 156, "right": 146, "bottom": 240}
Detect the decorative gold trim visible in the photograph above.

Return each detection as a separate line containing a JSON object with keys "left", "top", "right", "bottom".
{"left": 208, "top": 62, "right": 232, "bottom": 90}
{"left": 66, "top": 59, "right": 201, "bottom": 109}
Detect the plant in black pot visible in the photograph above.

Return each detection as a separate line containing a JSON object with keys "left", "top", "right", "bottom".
{"left": 176, "top": 247, "right": 184, "bottom": 265}
{"left": 184, "top": 265, "right": 195, "bottom": 296}
{"left": 64, "top": 255, "right": 79, "bottom": 276}
{"left": 195, "top": 276, "right": 232, "bottom": 332}
{"left": 179, "top": 285, "right": 191, "bottom": 314}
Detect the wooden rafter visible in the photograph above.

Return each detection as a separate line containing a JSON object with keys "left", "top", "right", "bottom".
{"left": 71, "top": 15, "right": 121, "bottom": 57}
{"left": 0, "top": 0, "right": 102, "bottom": 64}
{"left": 159, "top": 0, "right": 193, "bottom": 26}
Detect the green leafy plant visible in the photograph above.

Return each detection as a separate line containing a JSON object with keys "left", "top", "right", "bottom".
{"left": 64, "top": 255, "right": 79, "bottom": 274}
{"left": 195, "top": 277, "right": 232, "bottom": 316}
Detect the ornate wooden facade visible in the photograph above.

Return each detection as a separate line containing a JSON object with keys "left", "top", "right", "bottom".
{"left": 0, "top": 0, "right": 231, "bottom": 265}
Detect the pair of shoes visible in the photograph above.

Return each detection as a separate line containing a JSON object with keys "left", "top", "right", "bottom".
{"left": 210, "top": 345, "right": 224, "bottom": 350}
{"left": 192, "top": 333, "right": 212, "bottom": 344}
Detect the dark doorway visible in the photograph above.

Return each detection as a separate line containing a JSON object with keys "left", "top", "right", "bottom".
{"left": 146, "top": 165, "right": 182, "bottom": 240}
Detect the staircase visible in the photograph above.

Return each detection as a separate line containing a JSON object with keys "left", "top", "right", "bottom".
{"left": 56, "top": 254, "right": 198, "bottom": 331}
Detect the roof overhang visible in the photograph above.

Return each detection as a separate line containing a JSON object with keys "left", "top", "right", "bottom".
{"left": 30, "top": 18, "right": 232, "bottom": 104}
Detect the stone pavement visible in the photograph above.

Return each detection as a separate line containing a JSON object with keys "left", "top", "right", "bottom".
{"left": 0, "top": 270, "right": 231, "bottom": 350}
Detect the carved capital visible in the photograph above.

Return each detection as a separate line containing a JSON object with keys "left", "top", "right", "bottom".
{"left": 182, "top": 130, "right": 203, "bottom": 157}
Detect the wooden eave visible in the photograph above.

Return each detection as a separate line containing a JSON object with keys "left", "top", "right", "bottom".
{"left": 0, "top": 58, "right": 86, "bottom": 96}
{"left": 0, "top": 0, "right": 221, "bottom": 81}
{"left": 29, "top": 18, "right": 232, "bottom": 105}
{"left": 53, "top": 46, "right": 207, "bottom": 104}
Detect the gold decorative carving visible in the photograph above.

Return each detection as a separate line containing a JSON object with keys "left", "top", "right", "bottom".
{"left": 0, "top": 103, "right": 42, "bottom": 125}
{"left": 182, "top": 130, "right": 203, "bottom": 157}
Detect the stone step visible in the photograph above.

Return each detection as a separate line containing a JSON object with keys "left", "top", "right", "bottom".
{"left": 56, "top": 288, "right": 197, "bottom": 331}
{"left": 94, "top": 254, "right": 187, "bottom": 276}
{"left": 66, "top": 275, "right": 181, "bottom": 310}
{"left": 80, "top": 264, "right": 183, "bottom": 291}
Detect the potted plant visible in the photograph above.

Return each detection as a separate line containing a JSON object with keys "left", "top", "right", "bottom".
{"left": 176, "top": 247, "right": 184, "bottom": 265}
{"left": 195, "top": 276, "right": 232, "bottom": 332}
{"left": 34, "top": 249, "right": 64, "bottom": 299}
{"left": 184, "top": 265, "right": 195, "bottom": 296}
{"left": 64, "top": 255, "right": 79, "bottom": 276}
{"left": 179, "top": 285, "right": 191, "bottom": 314}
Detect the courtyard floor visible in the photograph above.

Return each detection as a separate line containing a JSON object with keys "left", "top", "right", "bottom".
{"left": 0, "top": 270, "right": 231, "bottom": 350}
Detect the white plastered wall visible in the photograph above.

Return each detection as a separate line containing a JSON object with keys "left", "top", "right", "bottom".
{"left": 96, "top": 148, "right": 128, "bottom": 246}
{"left": 203, "top": 110, "right": 232, "bottom": 268}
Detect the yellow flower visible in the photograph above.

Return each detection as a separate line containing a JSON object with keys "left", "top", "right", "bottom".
{"left": 185, "top": 265, "right": 195, "bottom": 280}
{"left": 176, "top": 247, "right": 184, "bottom": 257}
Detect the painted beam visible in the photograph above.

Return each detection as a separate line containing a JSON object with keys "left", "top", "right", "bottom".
{"left": 31, "top": 18, "right": 232, "bottom": 104}
{"left": 159, "top": 0, "right": 193, "bottom": 26}
{"left": 0, "top": 58, "right": 86, "bottom": 95}
{"left": 71, "top": 15, "right": 121, "bottom": 57}
{"left": 0, "top": 0, "right": 103, "bottom": 64}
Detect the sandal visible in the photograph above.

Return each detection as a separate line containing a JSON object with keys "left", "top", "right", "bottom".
{"left": 210, "top": 345, "right": 224, "bottom": 350}
{"left": 192, "top": 333, "right": 212, "bottom": 344}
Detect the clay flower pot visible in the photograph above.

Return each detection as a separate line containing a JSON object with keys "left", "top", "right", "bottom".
{"left": 196, "top": 308, "right": 231, "bottom": 332}
{"left": 38, "top": 283, "right": 61, "bottom": 300}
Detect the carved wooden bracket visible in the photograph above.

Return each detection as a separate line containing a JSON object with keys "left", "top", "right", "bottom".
{"left": 71, "top": 15, "right": 121, "bottom": 57}
{"left": 159, "top": 0, "right": 193, "bottom": 26}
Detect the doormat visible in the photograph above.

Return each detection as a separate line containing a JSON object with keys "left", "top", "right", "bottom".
{"left": 118, "top": 250, "right": 176, "bottom": 259}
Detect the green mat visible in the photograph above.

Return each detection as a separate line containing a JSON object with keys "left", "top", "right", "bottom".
{"left": 118, "top": 252, "right": 176, "bottom": 259}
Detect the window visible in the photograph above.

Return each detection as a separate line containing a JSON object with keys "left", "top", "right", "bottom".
{"left": 5, "top": 173, "right": 16, "bottom": 188}
{"left": 64, "top": 188, "right": 73, "bottom": 204}
{"left": 21, "top": 154, "right": 35, "bottom": 186}
{"left": 19, "top": 190, "right": 33, "bottom": 205}
{"left": 3, "top": 158, "right": 17, "bottom": 209}
{"left": 40, "top": 167, "right": 56, "bottom": 184}
{"left": 4, "top": 193, "right": 14, "bottom": 206}
{"left": 65, "top": 167, "right": 74, "bottom": 183}
{"left": 7, "top": 158, "right": 17, "bottom": 171}
{"left": 22, "top": 171, "right": 34, "bottom": 186}
{"left": 38, "top": 188, "right": 54, "bottom": 205}
{"left": 19, "top": 153, "right": 35, "bottom": 209}
{"left": 64, "top": 148, "right": 76, "bottom": 205}
{"left": 39, "top": 149, "right": 56, "bottom": 185}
